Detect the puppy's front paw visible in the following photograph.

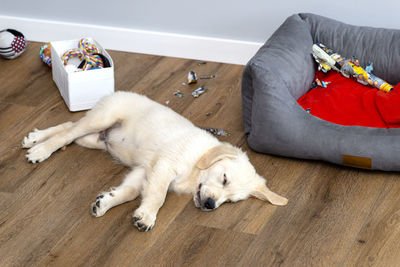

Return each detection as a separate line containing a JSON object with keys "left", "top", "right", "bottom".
{"left": 91, "top": 190, "right": 116, "bottom": 217}
{"left": 22, "top": 128, "right": 43, "bottom": 148}
{"left": 25, "top": 142, "right": 53, "bottom": 163}
{"left": 132, "top": 208, "right": 156, "bottom": 232}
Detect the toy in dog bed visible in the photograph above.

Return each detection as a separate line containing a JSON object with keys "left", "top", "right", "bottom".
{"left": 312, "top": 43, "right": 393, "bottom": 92}
{"left": 0, "top": 29, "right": 26, "bottom": 59}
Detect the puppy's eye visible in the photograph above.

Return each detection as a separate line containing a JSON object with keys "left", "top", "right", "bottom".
{"left": 223, "top": 173, "right": 227, "bottom": 186}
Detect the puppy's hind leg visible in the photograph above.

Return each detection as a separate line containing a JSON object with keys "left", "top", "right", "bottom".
{"left": 92, "top": 167, "right": 145, "bottom": 217}
{"left": 74, "top": 133, "right": 106, "bottom": 150}
{"left": 22, "top": 122, "right": 73, "bottom": 148}
{"left": 25, "top": 96, "right": 125, "bottom": 163}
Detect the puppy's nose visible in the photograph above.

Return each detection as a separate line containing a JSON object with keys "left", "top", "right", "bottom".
{"left": 204, "top": 197, "right": 216, "bottom": 210}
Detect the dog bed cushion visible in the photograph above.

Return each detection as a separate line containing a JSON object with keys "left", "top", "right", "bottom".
{"left": 242, "top": 13, "right": 400, "bottom": 171}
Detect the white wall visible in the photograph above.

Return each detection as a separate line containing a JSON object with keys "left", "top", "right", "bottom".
{"left": 1, "top": 0, "right": 399, "bottom": 64}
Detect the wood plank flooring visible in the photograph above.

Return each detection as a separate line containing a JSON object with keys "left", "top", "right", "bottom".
{"left": 1, "top": 42, "right": 399, "bottom": 266}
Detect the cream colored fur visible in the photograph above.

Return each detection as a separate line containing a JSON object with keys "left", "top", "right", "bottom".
{"left": 22, "top": 91, "right": 287, "bottom": 231}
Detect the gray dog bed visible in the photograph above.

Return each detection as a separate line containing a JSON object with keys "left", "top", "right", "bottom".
{"left": 242, "top": 13, "right": 400, "bottom": 171}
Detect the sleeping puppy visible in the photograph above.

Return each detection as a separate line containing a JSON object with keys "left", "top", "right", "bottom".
{"left": 22, "top": 91, "right": 287, "bottom": 231}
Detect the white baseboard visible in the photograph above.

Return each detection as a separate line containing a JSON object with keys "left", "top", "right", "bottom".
{"left": 0, "top": 15, "right": 263, "bottom": 65}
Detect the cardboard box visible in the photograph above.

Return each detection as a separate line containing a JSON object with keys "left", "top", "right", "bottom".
{"left": 51, "top": 38, "right": 114, "bottom": 111}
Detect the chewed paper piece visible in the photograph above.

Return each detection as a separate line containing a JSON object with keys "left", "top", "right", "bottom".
{"left": 192, "top": 86, "right": 208, "bottom": 98}
{"left": 319, "top": 80, "right": 330, "bottom": 87}
{"left": 188, "top": 70, "right": 198, "bottom": 84}
{"left": 199, "top": 74, "right": 218, "bottom": 79}
{"left": 173, "top": 90, "right": 183, "bottom": 98}
{"left": 203, "top": 127, "right": 230, "bottom": 137}
{"left": 311, "top": 78, "right": 331, "bottom": 88}
{"left": 365, "top": 62, "right": 373, "bottom": 73}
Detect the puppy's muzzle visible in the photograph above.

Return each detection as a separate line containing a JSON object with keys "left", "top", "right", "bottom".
{"left": 202, "top": 197, "right": 215, "bottom": 211}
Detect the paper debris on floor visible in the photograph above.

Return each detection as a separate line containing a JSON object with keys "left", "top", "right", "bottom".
{"left": 199, "top": 74, "right": 218, "bottom": 79}
{"left": 203, "top": 127, "right": 230, "bottom": 137}
{"left": 173, "top": 90, "right": 183, "bottom": 98}
{"left": 192, "top": 86, "right": 208, "bottom": 98}
{"left": 188, "top": 70, "right": 198, "bottom": 84}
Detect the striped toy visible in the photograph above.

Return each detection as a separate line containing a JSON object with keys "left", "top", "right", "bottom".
{"left": 0, "top": 29, "right": 26, "bottom": 59}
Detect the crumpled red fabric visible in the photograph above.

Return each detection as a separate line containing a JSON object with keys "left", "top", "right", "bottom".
{"left": 298, "top": 70, "right": 400, "bottom": 128}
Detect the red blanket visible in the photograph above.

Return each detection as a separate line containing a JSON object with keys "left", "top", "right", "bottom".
{"left": 298, "top": 70, "right": 400, "bottom": 128}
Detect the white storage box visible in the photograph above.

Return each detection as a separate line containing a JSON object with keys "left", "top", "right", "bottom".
{"left": 51, "top": 38, "right": 114, "bottom": 112}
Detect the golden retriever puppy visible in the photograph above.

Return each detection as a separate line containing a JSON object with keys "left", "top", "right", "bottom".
{"left": 22, "top": 91, "right": 287, "bottom": 231}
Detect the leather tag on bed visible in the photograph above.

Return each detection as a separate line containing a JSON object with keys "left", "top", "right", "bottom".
{"left": 342, "top": 155, "right": 372, "bottom": 169}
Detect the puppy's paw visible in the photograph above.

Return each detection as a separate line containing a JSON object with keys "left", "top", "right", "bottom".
{"left": 132, "top": 208, "right": 156, "bottom": 232}
{"left": 91, "top": 190, "right": 116, "bottom": 217}
{"left": 22, "top": 128, "right": 42, "bottom": 148}
{"left": 25, "top": 142, "right": 53, "bottom": 163}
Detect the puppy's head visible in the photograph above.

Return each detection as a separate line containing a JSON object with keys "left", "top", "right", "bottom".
{"left": 193, "top": 143, "right": 288, "bottom": 211}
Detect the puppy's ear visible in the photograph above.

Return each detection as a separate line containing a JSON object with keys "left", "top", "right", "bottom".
{"left": 251, "top": 176, "right": 288, "bottom": 206}
{"left": 196, "top": 144, "right": 238, "bottom": 170}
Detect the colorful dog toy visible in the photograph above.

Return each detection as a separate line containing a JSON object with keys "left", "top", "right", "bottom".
{"left": 61, "top": 38, "right": 108, "bottom": 71}
{"left": 312, "top": 43, "right": 393, "bottom": 92}
{"left": 39, "top": 43, "right": 52, "bottom": 67}
{"left": 0, "top": 29, "right": 27, "bottom": 59}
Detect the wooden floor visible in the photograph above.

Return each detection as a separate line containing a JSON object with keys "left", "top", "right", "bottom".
{"left": 1, "top": 42, "right": 400, "bottom": 267}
